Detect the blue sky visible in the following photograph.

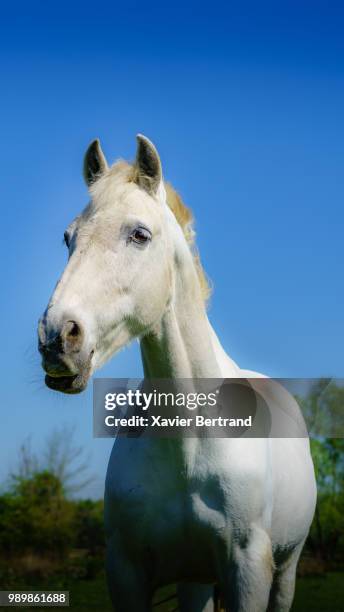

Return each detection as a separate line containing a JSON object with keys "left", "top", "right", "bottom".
{"left": 1, "top": 1, "right": 343, "bottom": 497}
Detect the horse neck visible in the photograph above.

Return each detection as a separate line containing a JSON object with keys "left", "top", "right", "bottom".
{"left": 140, "top": 230, "right": 223, "bottom": 379}
{"left": 138, "top": 220, "right": 240, "bottom": 469}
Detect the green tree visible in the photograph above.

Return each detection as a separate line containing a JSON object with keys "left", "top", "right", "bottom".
{"left": 0, "top": 471, "right": 75, "bottom": 557}
{"left": 297, "top": 381, "right": 344, "bottom": 563}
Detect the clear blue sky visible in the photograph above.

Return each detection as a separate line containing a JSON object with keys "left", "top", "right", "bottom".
{"left": 1, "top": 1, "right": 343, "bottom": 497}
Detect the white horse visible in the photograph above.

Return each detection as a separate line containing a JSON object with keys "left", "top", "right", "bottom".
{"left": 38, "top": 135, "right": 316, "bottom": 611}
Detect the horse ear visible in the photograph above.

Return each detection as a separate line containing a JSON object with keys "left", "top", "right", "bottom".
{"left": 135, "top": 134, "right": 162, "bottom": 195}
{"left": 83, "top": 139, "right": 109, "bottom": 186}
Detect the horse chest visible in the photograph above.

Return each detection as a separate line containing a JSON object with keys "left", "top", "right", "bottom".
{"left": 106, "top": 480, "right": 227, "bottom": 584}
{"left": 105, "top": 437, "right": 271, "bottom": 584}
{"left": 107, "top": 457, "right": 234, "bottom": 581}
{"left": 108, "top": 476, "right": 227, "bottom": 539}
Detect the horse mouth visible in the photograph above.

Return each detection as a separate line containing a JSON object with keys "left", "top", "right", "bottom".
{"left": 45, "top": 372, "right": 89, "bottom": 394}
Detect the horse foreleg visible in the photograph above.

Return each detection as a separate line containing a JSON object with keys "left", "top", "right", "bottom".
{"left": 267, "top": 540, "right": 305, "bottom": 612}
{"left": 106, "top": 539, "right": 152, "bottom": 611}
{"left": 221, "top": 525, "right": 274, "bottom": 612}
{"left": 177, "top": 583, "right": 215, "bottom": 612}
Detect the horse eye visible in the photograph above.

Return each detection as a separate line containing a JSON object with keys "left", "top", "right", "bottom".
{"left": 64, "top": 231, "right": 70, "bottom": 248}
{"left": 130, "top": 227, "right": 151, "bottom": 245}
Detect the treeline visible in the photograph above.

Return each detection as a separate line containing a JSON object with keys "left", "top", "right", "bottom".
{"left": 299, "top": 381, "right": 344, "bottom": 568}
{"left": 0, "top": 470, "right": 104, "bottom": 553}
{"left": 0, "top": 428, "right": 105, "bottom": 587}
{"left": 306, "top": 438, "right": 344, "bottom": 567}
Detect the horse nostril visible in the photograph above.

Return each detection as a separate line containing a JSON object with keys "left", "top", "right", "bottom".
{"left": 67, "top": 321, "right": 80, "bottom": 338}
{"left": 62, "top": 320, "right": 84, "bottom": 350}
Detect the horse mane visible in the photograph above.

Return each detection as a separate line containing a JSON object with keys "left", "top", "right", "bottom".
{"left": 164, "top": 182, "right": 211, "bottom": 303}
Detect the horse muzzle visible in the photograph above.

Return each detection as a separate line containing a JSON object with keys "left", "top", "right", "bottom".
{"left": 38, "top": 316, "right": 94, "bottom": 394}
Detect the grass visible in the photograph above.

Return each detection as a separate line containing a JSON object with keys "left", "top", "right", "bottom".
{"left": 70, "top": 572, "right": 344, "bottom": 611}
{"left": 65, "top": 579, "right": 177, "bottom": 611}
{"left": 292, "top": 572, "right": 343, "bottom": 612}
{"left": 5, "top": 572, "right": 343, "bottom": 611}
